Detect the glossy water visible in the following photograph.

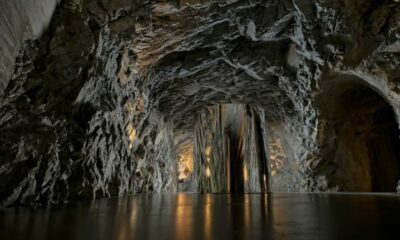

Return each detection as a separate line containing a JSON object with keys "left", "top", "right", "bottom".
{"left": 1, "top": 193, "right": 400, "bottom": 240}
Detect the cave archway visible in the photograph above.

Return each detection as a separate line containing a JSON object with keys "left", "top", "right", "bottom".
{"left": 319, "top": 79, "right": 400, "bottom": 192}
{"left": 190, "top": 104, "right": 270, "bottom": 194}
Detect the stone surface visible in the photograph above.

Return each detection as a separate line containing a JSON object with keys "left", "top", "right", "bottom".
{"left": 1, "top": 0, "right": 400, "bottom": 206}
{"left": 0, "top": 0, "right": 59, "bottom": 92}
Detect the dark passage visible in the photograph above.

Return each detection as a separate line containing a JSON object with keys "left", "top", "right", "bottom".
{"left": 367, "top": 105, "right": 400, "bottom": 192}
{"left": 331, "top": 84, "right": 400, "bottom": 192}
{"left": 227, "top": 126, "right": 245, "bottom": 193}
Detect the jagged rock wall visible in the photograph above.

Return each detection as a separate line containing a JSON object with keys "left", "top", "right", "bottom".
{"left": 0, "top": 0, "right": 176, "bottom": 207}
{"left": 0, "top": 1, "right": 125, "bottom": 205}
{"left": 1, "top": 0, "right": 400, "bottom": 206}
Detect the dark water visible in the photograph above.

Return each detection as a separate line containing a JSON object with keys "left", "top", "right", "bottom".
{"left": 1, "top": 193, "right": 400, "bottom": 240}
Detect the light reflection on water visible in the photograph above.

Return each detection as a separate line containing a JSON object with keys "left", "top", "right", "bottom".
{"left": 0, "top": 193, "right": 399, "bottom": 240}
{"left": 204, "top": 194, "right": 212, "bottom": 240}
{"left": 175, "top": 194, "right": 192, "bottom": 240}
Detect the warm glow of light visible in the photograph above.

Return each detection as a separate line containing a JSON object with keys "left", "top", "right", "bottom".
{"left": 206, "top": 157, "right": 210, "bottom": 162}
{"left": 204, "top": 194, "right": 212, "bottom": 239}
{"left": 205, "top": 146, "right": 212, "bottom": 157}
{"left": 263, "top": 174, "right": 267, "bottom": 185}
{"left": 244, "top": 194, "right": 250, "bottom": 229}
{"left": 178, "top": 172, "right": 187, "bottom": 181}
{"left": 206, "top": 167, "right": 211, "bottom": 177}
{"left": 243, "top": 163, "right": 248, "bottom": 182}
{"left": 175, "top": 194, "right": 192, "bottom": 239}
{"left": 178, "top": 145, "right": 194, "bottom": 181}
{"left": 127, "top": 123, "right": 137, "bottom": 149}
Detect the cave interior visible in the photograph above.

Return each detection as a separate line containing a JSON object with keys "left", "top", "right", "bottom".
{"left": 1, "top": 0, "right": 400, "bottom": 239}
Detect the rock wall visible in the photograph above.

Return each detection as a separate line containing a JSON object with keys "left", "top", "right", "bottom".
{"left": 1, "top": 0, "right": 400, "bottom": 206}
{"left": 0, "top": 0, "right": 173, "bottom": 207}
{"left": 0, "top": 0, "right": 59, "bottom": 92}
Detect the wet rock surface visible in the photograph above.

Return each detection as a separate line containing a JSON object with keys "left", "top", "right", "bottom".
{"left": 1, "top": 0, "right": 400, "bottom": 206}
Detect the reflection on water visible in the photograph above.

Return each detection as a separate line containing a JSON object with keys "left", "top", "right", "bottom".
{"left": 204, "top": 194, "right": 212, "bottom": 240}
{"left": 0, "top": 193, "right": 400, "bottom": 240}
{"left": 175, "top": 194, "right": 193, "bottom": 240}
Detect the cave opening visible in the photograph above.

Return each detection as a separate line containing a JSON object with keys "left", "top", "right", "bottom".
{"left": 192, "top": 104, "right": 270, "bottom": 194}
{"left": 326, "top": 82, "right": 400, "bottom": 192}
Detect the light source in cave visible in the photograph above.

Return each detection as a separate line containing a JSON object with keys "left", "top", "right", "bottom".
{"left": 205, "top": 146, "right": 212, "bottom": 178}
{"left": 205, "top": 146, "right": 212, "bottom": 162}
{"left": 243, "top": 163, "right": 248, "bottom": 183}
{"left": 205, "top": 167, "right": 211, "bottom": 178}
{"left": 320, "top": 81, "right": 400, "bottom": 192}
{"left": 127, "top": 123, "right": 137, "bottom": 149}
{"left": 178, "top": 146, "right": 194, "bottom": 182}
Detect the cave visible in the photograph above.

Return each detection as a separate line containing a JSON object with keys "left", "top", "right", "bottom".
{"left": 2, "top": 0, "right": 400, "bottom": 239}
{"left": 319, "top": 81, "right": 400, "bottom": 192}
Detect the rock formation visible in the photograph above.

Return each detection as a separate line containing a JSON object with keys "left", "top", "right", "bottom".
{"left": 1, "top": 0, "right": 400, "bottom": 207}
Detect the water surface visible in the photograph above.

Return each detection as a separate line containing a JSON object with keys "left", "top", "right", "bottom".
{"left": 1, "top": 193, "right": 399, "bottom": 240}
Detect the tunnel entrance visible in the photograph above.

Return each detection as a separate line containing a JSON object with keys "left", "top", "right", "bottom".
{"left": 323, "top": 82, "right": 400, "bottom": 192}
{"left": 365, "top": 100, "right": 400, "bottom": 192}
{"left": 193, "top": 104, "right": 269, "bottom": 194}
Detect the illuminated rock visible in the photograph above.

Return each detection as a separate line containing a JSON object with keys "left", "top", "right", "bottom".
{"left": 1, "top": 0, "right": 400, "bottom": 206}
